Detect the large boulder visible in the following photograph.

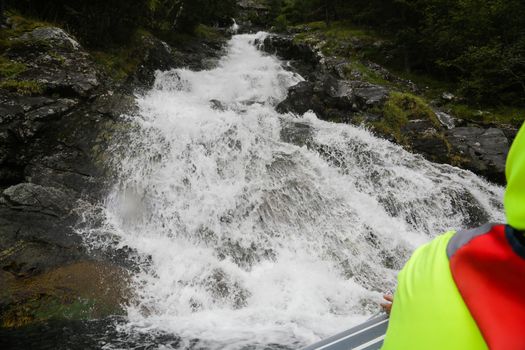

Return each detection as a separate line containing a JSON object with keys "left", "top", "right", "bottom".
{"left": 277, "top": 76, "right": 388, "bottom": 123}
{"left": 11, "top": 27, "right": 100, "bottom": 97}
{"left": 446, "top": 127, "right": 510, "bottom": 183}
{"left": 258, "top": 34, "right": 322, "bottom": 79}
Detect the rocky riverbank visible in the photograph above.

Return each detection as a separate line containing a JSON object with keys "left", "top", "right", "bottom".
{"left": 258, "top": 30, "right": 519, "bottom": 184}
{"left": 0, "top": 14, "right": 228, "bottom": 327}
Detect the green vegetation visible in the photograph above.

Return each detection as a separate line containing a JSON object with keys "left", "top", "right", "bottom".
{"left": 89, "top": 30, "right": 152, "bottom": 82}
{"left": 273, "top": 0, "right": 525, "bottom": 109}
{"left": 0, "top": 80, "right": 43, "bottom": 95}
{"left": 0, "top": 56, "right": 26, "bottom": 78}
{"left": 448, "top": 104, "right": 525, "bottom": 126}
{"left": 0, "top": 14, "right": 49, "bottom": 52}
{"left": 344, "top": 60, "right": 389, "bottom": 86}
{"left": 91, "top": 48, "right": 141, "bottom": 83}
{"left": 372, "top": 92, "right": 439, "bottom": 143}
{"left": 194, "top": 24, "right": 222, "bottom": 41}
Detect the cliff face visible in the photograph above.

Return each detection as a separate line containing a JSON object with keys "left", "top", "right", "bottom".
{"left": 0, "top": 14, "right": 228, "bottom": 327}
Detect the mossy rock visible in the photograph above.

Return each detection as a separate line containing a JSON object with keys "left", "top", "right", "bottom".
{"left": 0, "top": 79, "right": 43, "bottom": 95}
{"left": 0, "top": 261, "right": 130, "bottom": 328}
{"left": 0, "top": 57, "right": 27, "bottom": 78}
{"left": 372, "top": 91, "right": 440, "bottom": 144}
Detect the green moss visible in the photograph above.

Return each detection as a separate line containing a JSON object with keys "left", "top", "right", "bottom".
{"left": 290, "top": 21, "right": 327, "bottom": 32}
{"left": 90, "top": 48, "right": 139, "bottom": 82}
{"left": 0, "top": 80, "right": 44, "bottom": 95}
{"left": 2, "top": 296, "right": 124, "bottom": 328}
{"left": 447, "top": 103, "right": 525, "bottom": 126}
{"left": 273, "top": 14, "right": 289, "bottom": 33}
{"left": 372, "top": 92, "right": 439, "bottom": 143}
{"left": 0, "top": 57, "right": 27, "bottom": 78}
{"left": 89, "top": 29, "right": 148, "bottom": 82}
{"left": 323, "top": 22, "right": 374, "bottom": 40}
{"left": 293, "top": 21, "right": 381, "bottom": 57}
{"left": 345, "top": 60, "right": 389, "bottom": 86}
{"left": 33, "top": 298, "right": 96, "bottom": 321}
{"left": 194, "top": 24, "right": 221, "bottom": 40}
{"left": 1, "top": 261, "right": 129, "bottom": 328}
{"left": 0, "top": 12, "right": 52, "bottom": 52}
{"left": 49, "top": 51, "right": 66, "bottom": 64}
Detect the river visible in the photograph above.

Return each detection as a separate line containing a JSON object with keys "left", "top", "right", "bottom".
{"left": 80, "top": 33, "right": 503, "bottom": 349}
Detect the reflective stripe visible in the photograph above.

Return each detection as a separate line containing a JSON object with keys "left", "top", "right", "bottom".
{"left": 303, "top": 315, "right": 388, "bottom": 350}
{"left": 353, "top": 335, "right": 385, "bottom": 350}
{"left": 504, "top": 123, "right": 525, "bottom": 230}
{"left": 446, "top": 223, "right": 501, "bottom": 259}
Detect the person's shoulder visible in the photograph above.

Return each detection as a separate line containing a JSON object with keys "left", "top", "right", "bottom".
{"left": 446, "top": 223, "right": 505, "bottom": 259}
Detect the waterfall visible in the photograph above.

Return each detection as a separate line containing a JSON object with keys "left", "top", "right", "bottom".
{"left": 84, "top": 33, "right": 504, "bottom": 349}
{"left": 230, "top": 19, "right": 240, "bottom": 34}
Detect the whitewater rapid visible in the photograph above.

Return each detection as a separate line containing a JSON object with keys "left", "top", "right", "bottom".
{"left": 83, "top": 33, "right": 504, "bottom": 349}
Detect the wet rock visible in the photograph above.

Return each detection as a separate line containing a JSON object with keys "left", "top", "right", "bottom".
{"left": 3, "top": 183, "right": 74, "bottom": 216}
{"left": 446, "top": 127, "right": 509, "bottom": 183}
{"left": 0, "top": 261, "right": 129, "bottom": 327}
{"left": 205, "top": 268, "right": 250, "bottom": 309}
{"left": 277, "top": 81, "right": 316, "bottom": 115}
{"left": 7, "top": 26, "right": 100, "bottom": 97}
{"left": 435, "top": 111, "right": 456, "bottom": 129}
{"left": 280, "top": 119, "right": 314, "bottom": 147}
{"left": 20, "top": 27, "right": 81, "bottom": 51}
{"left": 258, "top": 34, "right": 321, "bottom": 79}
{"left": 277, "top": 77, "right": 388, "bottom": 123}
{"left": 354, "top": 84, "right": 389, "bottom": 108}
{"left": 0, "top": 19, "right": 139, "bottom": 328}
{"left": 129, "top": 35, "right": 179, "bottom": 89}
{"left": 210, "top": 99, "right": 227, "bottom": 111}
{"left": 441, "top": 92, "right": 456, "bottom": 102}
{"left": 91, "top": 92, "right": 137, "bottom": 119}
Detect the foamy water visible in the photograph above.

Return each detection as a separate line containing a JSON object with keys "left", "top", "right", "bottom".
{"left": 82, "top": 33, "right": 504, "bottom": 349}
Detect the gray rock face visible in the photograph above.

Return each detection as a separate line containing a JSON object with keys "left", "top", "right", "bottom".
{"left": 20, "top": 27, "right": 81, "bottom": 50}
{"left": 277, "top": 77, "right": 388, "bottom": 123}
{"left": 0, "top": 183, "right": 83, "bottom": 278}
{"left": 258, "top": 35, "right": 321, "bottom": 79}
{"left": 129, "top": 35, "right": 178, "bottom": 89}
{"left": 3, "top": 183, "right": 74, "bottom": 216}
{"left": 0, "top": 24, "right": 127, "bottom": 285}
{"left": 446, "top": 127, "right": 509, "bottom": 183}
{"left": 11, "top": 26, "right": 100, "bottom": 97}
{"left": 354, "top": 85, "right": 389, "bottom": 108}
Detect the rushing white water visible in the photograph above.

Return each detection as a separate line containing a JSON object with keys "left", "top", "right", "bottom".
{"left": 84, "top": 33, "right": 504, "bottom": 349}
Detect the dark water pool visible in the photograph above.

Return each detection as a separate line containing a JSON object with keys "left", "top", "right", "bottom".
{"left": 0, "top": 317, "right": 183, "bottom": 350}
{"left": 0, "top": 318, "right": 296, "bottom": 350}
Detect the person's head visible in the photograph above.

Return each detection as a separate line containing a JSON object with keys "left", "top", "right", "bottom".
{"left": 505, "top": 123, "right": 525, "bottom": 231}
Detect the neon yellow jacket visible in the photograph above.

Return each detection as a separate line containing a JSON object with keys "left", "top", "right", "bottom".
{"left": 382, "top": 123, "right": 525, "bottom": 349}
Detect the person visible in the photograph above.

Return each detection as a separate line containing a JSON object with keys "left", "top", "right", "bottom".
{"left": 380, "top": 123, "right": 525, "bottom": 350}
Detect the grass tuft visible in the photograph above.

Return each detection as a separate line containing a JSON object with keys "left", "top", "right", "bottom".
{"left": 0, "top": 80, "right": 44, "bottom": 95}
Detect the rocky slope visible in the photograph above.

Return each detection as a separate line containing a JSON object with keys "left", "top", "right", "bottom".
{"left": 258, "top": 32, "right": 518, "bottom": 184}
{"left": 0, "top": 15, "right": 228, "bottom": 327}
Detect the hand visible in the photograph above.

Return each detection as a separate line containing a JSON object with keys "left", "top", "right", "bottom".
{"left": 380, "top": 294, "right": 393, "bottom": 315}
